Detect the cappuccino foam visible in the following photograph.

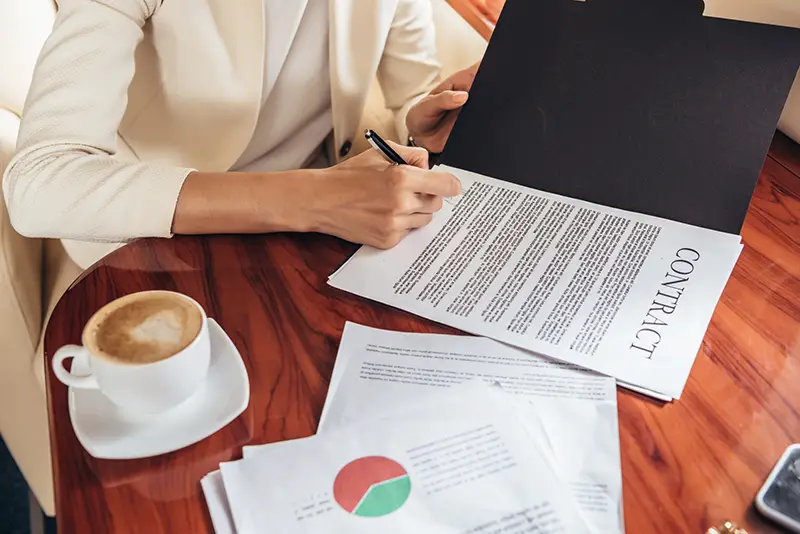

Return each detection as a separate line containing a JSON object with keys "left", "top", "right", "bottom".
{"left": 89, "top": 294, "right": 203, "bottom": 364}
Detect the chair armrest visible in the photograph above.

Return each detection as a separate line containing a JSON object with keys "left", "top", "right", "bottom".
{"left": 779, "top": 72, "right": 800, "bottom": 145}
{"left": 0, "top": 108, "right": 43, "bottom": 352}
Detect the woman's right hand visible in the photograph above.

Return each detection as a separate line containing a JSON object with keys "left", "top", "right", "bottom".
{"left": 305, "top": 142, "right": 461, "bottom": 248}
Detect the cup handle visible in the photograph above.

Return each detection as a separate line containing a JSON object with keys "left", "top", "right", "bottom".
{"left": 52, "top": 345, "right": 99, "bottom": 389}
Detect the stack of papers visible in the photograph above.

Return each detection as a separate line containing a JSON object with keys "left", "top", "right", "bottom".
{"left": 202, "top": 323, "right": 623, "bottom": 534}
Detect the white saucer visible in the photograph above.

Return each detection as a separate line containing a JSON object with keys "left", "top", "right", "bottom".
{"left": 69, "top": 319, "right": 250, "bottom": 460}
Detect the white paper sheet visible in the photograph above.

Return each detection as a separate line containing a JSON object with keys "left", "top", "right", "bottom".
{"left": 316, "top": 322, "right": 623, "bottom": 534}
{"left": 615, "top": 381, "right": 673, "bottom": 402}
{"left": 223, "top": 383, "right": 591, "bottom": 534}
{"left": 201, "top": 470, "right": 235, "bottom": 534}
{"left": 204, "top": 438, "right": 318, "bottom": 534}
{"left": 329, "top": 166, "right": 742, "bottom": 399}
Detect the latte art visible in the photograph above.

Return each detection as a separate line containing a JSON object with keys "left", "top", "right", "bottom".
{"left": 131, "top": 310, "right": 184, "bottom": 345}
{"left": 87, "top": 293, "right": 203, "bottom": 364}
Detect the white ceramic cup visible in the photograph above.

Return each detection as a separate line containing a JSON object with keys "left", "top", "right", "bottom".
{"left": 52, "top": 291, "right": 211, "bottom": 414}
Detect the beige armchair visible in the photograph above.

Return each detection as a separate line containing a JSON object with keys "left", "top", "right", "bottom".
{"left": 0, "top": 0, "right": 85, "bottom": 517}
{"left": 781, "top": 75, "right": 800, "bottom": 143}
{"left": 0, "top": 0, "right": 486, "bottom": 517}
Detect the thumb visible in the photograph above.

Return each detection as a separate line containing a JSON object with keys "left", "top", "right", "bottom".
{"left": 387, "top": 141, "right": 429, "bottom": 169}
{"left": 417, "top": 90, "right": 469, "bottom": 117}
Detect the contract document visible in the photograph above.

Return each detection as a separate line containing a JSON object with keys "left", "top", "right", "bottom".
{"left": 220, "top": 384, "right": 592, "bottom": 534}
{"left": 329, "top": 166, "right": 743, "bottom": 399}
{"left": 317, "top": 322, "right": 623, "bottom": 534}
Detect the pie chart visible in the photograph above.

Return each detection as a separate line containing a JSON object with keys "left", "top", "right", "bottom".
{"left": 332, "top": 456, "right": 411, "bottom": 517}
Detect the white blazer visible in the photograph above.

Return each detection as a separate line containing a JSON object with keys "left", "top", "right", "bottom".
{"left": 3, "top": 0, "right": 441, "bottom": 266}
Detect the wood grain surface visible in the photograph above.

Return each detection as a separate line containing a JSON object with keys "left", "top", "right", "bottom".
{"left": 43, "top": 134, "right": 800, "bottom": 533}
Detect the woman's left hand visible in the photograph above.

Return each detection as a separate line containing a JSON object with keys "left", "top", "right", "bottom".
{"left": 406, "top": 62, "right": 480, "bottom": 154}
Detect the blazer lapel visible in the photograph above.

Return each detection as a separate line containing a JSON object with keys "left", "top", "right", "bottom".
{"left": 262, "top": 0, "right": 310, "bottom": 101}
{"left": 207, "top": 0, "right": 266, "bottom": 171}
{"left": 329, "top": 0, "right": 398, "bottom": 160}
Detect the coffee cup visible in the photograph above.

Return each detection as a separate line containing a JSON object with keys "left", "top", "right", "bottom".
{"left": 52, "top": 290, "right": 211, "bottom": 414}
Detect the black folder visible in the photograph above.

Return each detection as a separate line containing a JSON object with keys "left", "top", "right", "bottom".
{"left": 440, "top": 0, "right": 800, "bottom": 234}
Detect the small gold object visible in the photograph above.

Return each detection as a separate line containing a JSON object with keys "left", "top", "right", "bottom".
{"left": 706, "top": 521, "right": 748, "bottom": 534}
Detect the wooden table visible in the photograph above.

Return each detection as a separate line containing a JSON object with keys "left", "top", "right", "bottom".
{"left": 44, "top": 133, "right": 800, "bottom": 533}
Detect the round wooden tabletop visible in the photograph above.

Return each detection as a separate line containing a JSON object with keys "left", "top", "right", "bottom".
{"left": 44, "top": 136, "right": 800, "bottom": 533}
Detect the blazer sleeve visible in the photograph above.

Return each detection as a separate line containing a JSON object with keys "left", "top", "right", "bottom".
{"left": 2, "top": 0, "right": 195, "bottom": 242}
{"left": 376, "top": 0, "right": 442, "bottom": 142}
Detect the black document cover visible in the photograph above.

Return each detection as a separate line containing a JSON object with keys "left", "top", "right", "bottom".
{"left": 441, "top": 0, "right": 800, "bottom": 233}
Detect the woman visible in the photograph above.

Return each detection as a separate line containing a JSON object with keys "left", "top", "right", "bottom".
{"left": 3, "top": 0, "right": 478, "bottom": 268}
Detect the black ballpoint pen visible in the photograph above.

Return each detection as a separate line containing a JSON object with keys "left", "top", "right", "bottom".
{"left": 364, "top": 129, "right": 408, "bottom": 165}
